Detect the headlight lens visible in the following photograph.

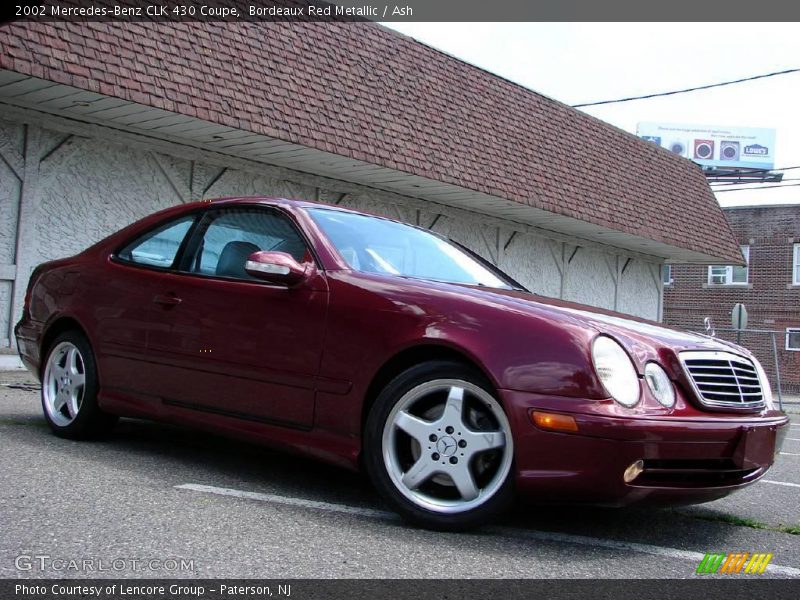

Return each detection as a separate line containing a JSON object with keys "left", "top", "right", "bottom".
{"left": 591, "top": 336, "right": 640, "bottom": 407}
{"left": 644, "top": 362, "right": 675, "bottom": 408}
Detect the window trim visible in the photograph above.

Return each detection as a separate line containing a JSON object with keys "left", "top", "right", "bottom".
{"left": 112, "top": 213, "right": 200, "bottom": 273}
{"left": 707, "top": 245, "right": 750, "bottom": 286}
{"left": 787, "top": 328, "right": 800, "bottom": 352}
{"left": 793, "top": 243, "right": 800, "bottom": 286}
{"left": 176, "top": 204, "right": 319, "bottom": 283}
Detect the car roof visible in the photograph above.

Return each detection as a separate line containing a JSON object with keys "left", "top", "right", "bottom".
{"left": 184, "top": 195, "right": 365, "bottom": 214}
{"left": 179, "top": 195, "right": 418, "bottom": 228}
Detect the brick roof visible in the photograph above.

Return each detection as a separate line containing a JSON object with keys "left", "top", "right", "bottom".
{"left": 0, "top": 20, "right": 743, "bottom": 263}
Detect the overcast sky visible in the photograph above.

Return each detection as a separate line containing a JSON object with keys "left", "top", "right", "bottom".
{"left": 383, "top": 22, "right": 800, "bottom": 207}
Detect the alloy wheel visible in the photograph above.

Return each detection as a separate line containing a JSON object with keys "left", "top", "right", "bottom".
{"left": 381, "top": 379, "right": 513, "bottom": 514}
{"left": 43, "top": 341, "right": 87, "bottom": 427}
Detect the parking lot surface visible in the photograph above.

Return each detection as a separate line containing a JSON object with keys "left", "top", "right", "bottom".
{"left": 1, "top": 371, "right": 798, "bottom": 579}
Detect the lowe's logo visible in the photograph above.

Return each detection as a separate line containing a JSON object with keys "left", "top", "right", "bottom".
{"left": 696, "top": 552, "right": 773, "bottom": 574}
{"left": 743, "top": 144, "right": 770, "bottom": 156}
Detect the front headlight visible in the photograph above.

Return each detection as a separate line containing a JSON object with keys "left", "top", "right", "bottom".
{"left": 644, "top": 362, "right": 675, "bottom": 408}
{"left": 591, "top": 336, "right": 640, "bottom": 407}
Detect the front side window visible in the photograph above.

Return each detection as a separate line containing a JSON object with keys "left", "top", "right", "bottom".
{"left": 187, "top": 209, "right": 309, "bottom": 280}
{"left": 117, "top": 216, "right": 195, "bottom": 268}
{"left": 708, "top": 245, "right": 749, "bottom": 285}
{"left": 793, "top": 243, "right": 799, "bottom": 285}
{"left": 787, "top": 328, "right": 800, "bottom": 352}
{"left": 308, "top": 208, "right": 515, "bottom": 289}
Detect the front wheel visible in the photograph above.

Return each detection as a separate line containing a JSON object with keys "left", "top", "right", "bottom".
{"left": 364, "top": 361, "right": 515, "bottom": 530}
{"left": 41, "top": 330, "right": 117, "bottom": 439}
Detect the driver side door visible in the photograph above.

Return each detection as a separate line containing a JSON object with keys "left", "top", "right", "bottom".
{"left": 143, "top": 205, "right": 328, "bottom": 429}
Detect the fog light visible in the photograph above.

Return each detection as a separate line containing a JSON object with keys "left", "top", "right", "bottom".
{"left": 531, "top": 411, "right": 578, "bottom": 433}
{"left": 624, "top": 459, "right": 644, "bottom": 483}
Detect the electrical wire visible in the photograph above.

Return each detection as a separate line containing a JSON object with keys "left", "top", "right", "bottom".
{"left": 710, "top": 178, "right": 800, "bottom": 187}
{"left": 714, "top": 183, "right": 800, "bottom": 193}
{"left": 572, "top": 68, "right": 800, "bottom": 108}
{"left": 707, "top": 167, "right": 800, "bottom": 188}
{"left": 726, "top": 165, "right": 800, "bottom": 174}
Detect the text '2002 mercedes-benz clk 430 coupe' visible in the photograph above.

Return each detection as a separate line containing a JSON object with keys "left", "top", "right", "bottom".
{"left": 15, "top": 197, "right": 789, "bottom": 529}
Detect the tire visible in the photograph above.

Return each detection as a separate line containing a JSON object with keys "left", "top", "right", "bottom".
{"left": 364, "top": 360, "right": 515, "bottom": 530}
{"left": 40, "top": 330, "right": 118, "bottom": 439}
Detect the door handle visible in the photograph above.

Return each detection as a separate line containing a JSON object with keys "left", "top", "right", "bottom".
{"left": 153, "top": 294, "right": 182, "bottom": 306}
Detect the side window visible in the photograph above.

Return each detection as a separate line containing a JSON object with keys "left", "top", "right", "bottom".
{"left": 189, "top": 209, "right": 309, "bottom": 280}
{"left": 118, "top": 216, "right": 194, "bottom": 268}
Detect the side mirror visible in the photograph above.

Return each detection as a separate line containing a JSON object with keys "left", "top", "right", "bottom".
{"left": 245, "top": 251, "right": 309, "bottom": 286}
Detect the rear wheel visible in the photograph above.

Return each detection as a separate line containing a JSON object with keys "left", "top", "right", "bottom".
{"left": 364, "top": 361, "right": 514, "bottom": 530}
{"left": 41, "top": 330, "right": 117, "bottom": 439}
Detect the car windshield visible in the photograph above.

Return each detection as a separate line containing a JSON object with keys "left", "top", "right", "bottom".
{"left": 309, "top": 208, "right": 516, "bottom": 290}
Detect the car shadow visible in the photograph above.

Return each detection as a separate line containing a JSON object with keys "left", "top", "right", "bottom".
{"left": 3, "top": 410, "right": 787, "bottom": 550}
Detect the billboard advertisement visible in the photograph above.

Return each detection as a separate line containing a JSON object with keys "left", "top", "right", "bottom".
{"left": 636, "top": 122, "right": 775, "bottom": 170}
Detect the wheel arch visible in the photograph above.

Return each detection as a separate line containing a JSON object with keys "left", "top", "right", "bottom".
{"left": 40, "top": 315, "right": 89, "bottom": 374}
{"left": 360, "top": 343, "right": 498, "bottom": 433}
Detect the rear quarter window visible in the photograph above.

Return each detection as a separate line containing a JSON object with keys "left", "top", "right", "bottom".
{"left": 117, "top": 216, "right": 195, "bottom": 268}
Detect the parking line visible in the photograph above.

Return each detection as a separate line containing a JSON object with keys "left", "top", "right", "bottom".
{"left": 780, "top": 452, "right": 800, "bottom": 456}
{"left": 176, "top": 483, "right": 394, "bottom": 519}
{"left": 176, "top": 483, "right": 800, "bottom": 577}
{"left": 785, "top": 438, "right": 800, "bottom": 442}
{"left": 763, "top": 480, "right": 800, "bottom": 488}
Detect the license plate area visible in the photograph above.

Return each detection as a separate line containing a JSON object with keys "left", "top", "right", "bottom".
{"left": 732, "top": 425, "right": 778, "bottom": 469}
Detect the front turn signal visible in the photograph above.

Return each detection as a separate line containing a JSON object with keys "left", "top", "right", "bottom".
{"left": 531, "top": 411, "right": 579, "bottom": 433}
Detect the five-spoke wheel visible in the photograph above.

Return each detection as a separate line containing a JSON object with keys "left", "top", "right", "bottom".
{"left": 40, "top": 330, "right": 117, "bottom": 438}
{"left": 43, "top": 341, "right": 87, "bottom": 426}
{"left": 365, "top": 361, "right": 514, "bottom": 530}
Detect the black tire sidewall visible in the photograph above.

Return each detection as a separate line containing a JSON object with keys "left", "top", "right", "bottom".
{"left": 41, "top": 330, "right": 115, "bottom": 439}
{"left": 364, "top": 360, "right": 515, "bottom": 531}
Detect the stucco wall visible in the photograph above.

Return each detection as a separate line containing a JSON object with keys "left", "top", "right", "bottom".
{"left": 0, "top": 116, "right": 664, "bottom": 348}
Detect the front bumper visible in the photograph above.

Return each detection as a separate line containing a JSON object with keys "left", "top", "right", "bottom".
{"left": 500, "top": 389, "right": 790, "bottom": 506}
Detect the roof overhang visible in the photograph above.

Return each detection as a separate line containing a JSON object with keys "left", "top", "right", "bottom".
{"left": 0, "top": 69, "right": 730, "bottom": 264}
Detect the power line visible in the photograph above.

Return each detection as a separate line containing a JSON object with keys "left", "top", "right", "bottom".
{"left": 711, "top": 178, "right": 800, "bottom": 187}
{"left": 707, "top": 166, "right": 800, "bottom": 187}
{"left": 746, "top": 165, "right": 800, "bottom": 173}
{"left": 572, "top": 67, "right": 800, "bottom": 108}
{"left": 714, "top": 182, "right": 800, "bottom": 193}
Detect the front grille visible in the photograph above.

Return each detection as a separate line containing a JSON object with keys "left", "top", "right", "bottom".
{"left": 680, "top": 351, "right": 765, "bottom": 410}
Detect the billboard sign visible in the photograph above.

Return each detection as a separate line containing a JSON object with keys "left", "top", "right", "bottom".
{"left": 636, "top": 122, "right": 775, "bottom": 170}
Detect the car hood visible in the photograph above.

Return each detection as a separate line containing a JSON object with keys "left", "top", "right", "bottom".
{"left": 459, "top": 285, "right": 742, "bottom": 357}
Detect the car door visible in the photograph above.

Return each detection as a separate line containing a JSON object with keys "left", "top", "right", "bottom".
{"left": 142, "top": 205, "right": 328, "bottom": 429}
{"left": 97, "top": 214, "right": 197, "bottom": 410}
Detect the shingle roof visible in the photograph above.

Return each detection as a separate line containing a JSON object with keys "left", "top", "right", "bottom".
{"left": 0, "top": 20, "right": 743, "bottom": 263}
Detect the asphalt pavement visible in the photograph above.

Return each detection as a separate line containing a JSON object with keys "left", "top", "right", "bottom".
{"left": 1, "top": 370, "right": 798, "bottom": 579}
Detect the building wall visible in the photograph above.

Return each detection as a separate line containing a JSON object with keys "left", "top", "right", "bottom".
{"left": 664, "top": 205, "right": 800, "bottom": 394}
{"left": 0, "top": 116, "right": 665, "bottom": 349}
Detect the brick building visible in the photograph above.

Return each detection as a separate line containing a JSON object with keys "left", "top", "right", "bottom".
{"left": 663, "top": 204, "right": 800, "bottom": 394}
{"left": 0, "top": 19, "right": 741, "bottom": 352}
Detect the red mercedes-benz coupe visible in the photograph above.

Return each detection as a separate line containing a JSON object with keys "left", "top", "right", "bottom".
{"left": 15, "top": 197, "right": 789, "bottom": 529}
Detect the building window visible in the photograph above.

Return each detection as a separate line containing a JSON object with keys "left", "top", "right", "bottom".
{"left": 787, "top": 328, "right": 800, "bottom": 352}
{"left": 662, "top": 264, "right": 673, "bottom": 286}
{"left": 794, "top": 243, "right": 800, "bottom": 285}
{"left": 708, "top": 245, "right": 749, "bottom": 285}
